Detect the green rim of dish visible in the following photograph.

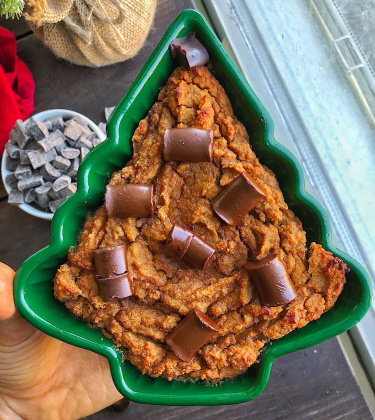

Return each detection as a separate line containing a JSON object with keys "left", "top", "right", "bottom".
{"left": 13, "top": 10, "right": 372, "bottom": 405}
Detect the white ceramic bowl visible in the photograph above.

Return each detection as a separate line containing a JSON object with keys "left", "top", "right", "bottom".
{"left": 1, "top": 109, "right": 106, "bottom": 221}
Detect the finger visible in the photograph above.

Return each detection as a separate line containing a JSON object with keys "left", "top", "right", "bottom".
{"left": 0, "top": 262, "right": 16, "bottom": 319}
{"left": 0, "top": 262, "right": 37, "bottom": 344}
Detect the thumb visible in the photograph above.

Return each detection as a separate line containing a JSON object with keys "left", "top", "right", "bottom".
{"left": 0, "top": 262, "right": 37, "bottom": 345}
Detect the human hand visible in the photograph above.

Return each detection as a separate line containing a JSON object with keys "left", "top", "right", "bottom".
{"left": 0, "top": 262, "right": 123, "bottom": 420}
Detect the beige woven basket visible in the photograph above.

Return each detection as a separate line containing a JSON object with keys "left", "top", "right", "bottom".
{"left": 25, "top": 0, "right": 157, "bottom": 67}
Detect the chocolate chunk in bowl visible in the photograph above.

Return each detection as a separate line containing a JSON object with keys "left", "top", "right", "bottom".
{"left": 13, "top": 10, "right": 372, "bottom": 406}
{"left": 1, "top": 109, "right": 106, "bottom": 220}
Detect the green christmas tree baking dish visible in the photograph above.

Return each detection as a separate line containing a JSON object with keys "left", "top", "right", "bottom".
{"left": 13, "top": 10, "right": 372, "bottom": 405}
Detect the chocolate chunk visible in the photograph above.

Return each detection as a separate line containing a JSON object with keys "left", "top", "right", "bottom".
{"left": 21, "top": 138, "right": 32, "bottom": 150}
{"left": 81, "top": 126, "right": 94, "bottom": 138}
{"left": 9, "top": 120, "right": 30, "bottom": 148}
{"left": 38, "top": 130, "right": 65, "bottom": 152}
{"left": 80, "top": 146, "right": 90, "bottom": 161}
{"left": 183, "top": 235, "right": 215, "bottom": 270}
{"left": 85, "top": 131, "right": 97, "bottom": 142}
{"left": 15, "top": 164, "right": 32, "bottom": 180}
{"left": 164, "top": 224, "right": 193, "bottom": 261}
{"left": 64, "top": 120, "right": 84, "bottom": 141}
{"left": 163, "top": 128, "right": 213, "bottom": 163}
{"left": 72, "top": 115, "right": 88, "bottom": 128}
{"left": 169, "top": 32, "right": 209, "bottom": 69}
{"left": 76, "top": 136, "right": 93, "bottom": 150}
{"left": 67, "top": 158, "right": 80, "bottom": 179}
{"left": 213, "top": 172, "right": 265, "bottom": 226}
{"left": 48, "top": 188, "right": 60, "bottom": 201}
{"left": 18, "top": 174, "right": 43, "bottom": 191}
{"left": 35, "top": 182, "right": 52, "bottom": 193}
{"left": 98, "top": 122, "right": 106, "bottom": 134}
{"left": 28, "top": 118, "right": 49, "bottom": 141}
{"left": 245, "top": 254, "right": 297, "bottom": 307}
{"left": 164, "top": 225, "right": 215, "bottom": 270}
{"left": 44, "top": 120, "right": 52, "bottom": 131}
{"left": 19, "top": 150, "right": 31, "bottom": 165}
{"left": 53, "top": 156, "right": 71, "bottom": 172}
{"left": 23, "top": 188, "right": 36, "bottom": 204}
{"left": 93, "top": 137, "right": 104, "bottom": 148}
{"left": 35, "top": 182, "right": 52, "bottom": 208}
{"left": 40, "top": 162, "right": 62, "bottom": 182}
{"left": 105, "top": 184, "right": 154, "bottom": 219}
{"left": 49, "top": 197, "right": 66, "bottom": 213}
{"left": 52, "top": 175, "right": 71, "bottom": 192}
{"left": 94, "top": 245, "right": 128, "bottom": 278}
{"left": 96, "top": 273, "right": 132, "bottom": 301}
{"left": 46, "top": 115, "right": 64, "bottom": 132}
{"left": 5, "top": 157, "right": 18, "bottom": 171}
{"left": 5, "top": 172, "right": 17, "bottom": 186}
{"left": 55, "top": 141, "right": 69, "bottom": 154}
{"left": 5, "top": 142, "right": 21, "bottom": 159}
{"left": 66, "top": 138, "right": 77, "bottom": 148}
{"left": 28, "top": 148, "right": 57, "bottom": 169}
{"left": 56, "top": 183, "right": 77, "bottom": 198}
{"left": 8, "top": 189, "right": 24, "bottom": 205}
{"left": 165, "top": 308, "right": 219, "bottom": 362}
{"left": 61, "top": 148, "right": 80, "bottom": 159}
{"left": 105, "top": 106, "right": 115, "bottom": 121}
{"left": 28, "top": 140, "right": 40, "bottom": 150}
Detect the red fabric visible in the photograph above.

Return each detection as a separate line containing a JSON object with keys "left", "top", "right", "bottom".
{"left": 0, "top": 26, "right": 35, "bottom": 155}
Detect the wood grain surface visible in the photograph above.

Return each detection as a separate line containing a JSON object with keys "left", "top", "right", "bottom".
{"left": 0, "top": 1, "right": 372, "bottom": 419}
{"left": 0, "top": 14, "right": 31, "bottom": 38}
{"left": 87, "top": 338, "right": 372, "bottom": 420}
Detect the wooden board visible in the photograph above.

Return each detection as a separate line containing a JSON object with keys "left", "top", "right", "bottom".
{"left": 0, "top": 176, "right": 7, "bottom": 200}
{"left": 86, "top": 338, "right": 372, "bottom": 420}
{"left": 0, "top": 15, "right": 31, "bottom": 39}
{"left": 0, "top": 200, "right": 51, "bottom": 269}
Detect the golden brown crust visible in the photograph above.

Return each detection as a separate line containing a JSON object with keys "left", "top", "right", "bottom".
{"left": 54, "top": 66, "right": 347, "bottom": 381}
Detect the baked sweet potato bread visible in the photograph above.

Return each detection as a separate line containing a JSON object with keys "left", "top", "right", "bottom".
{"left": 54, "top": 66, "right": 347, "bottom": 381}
